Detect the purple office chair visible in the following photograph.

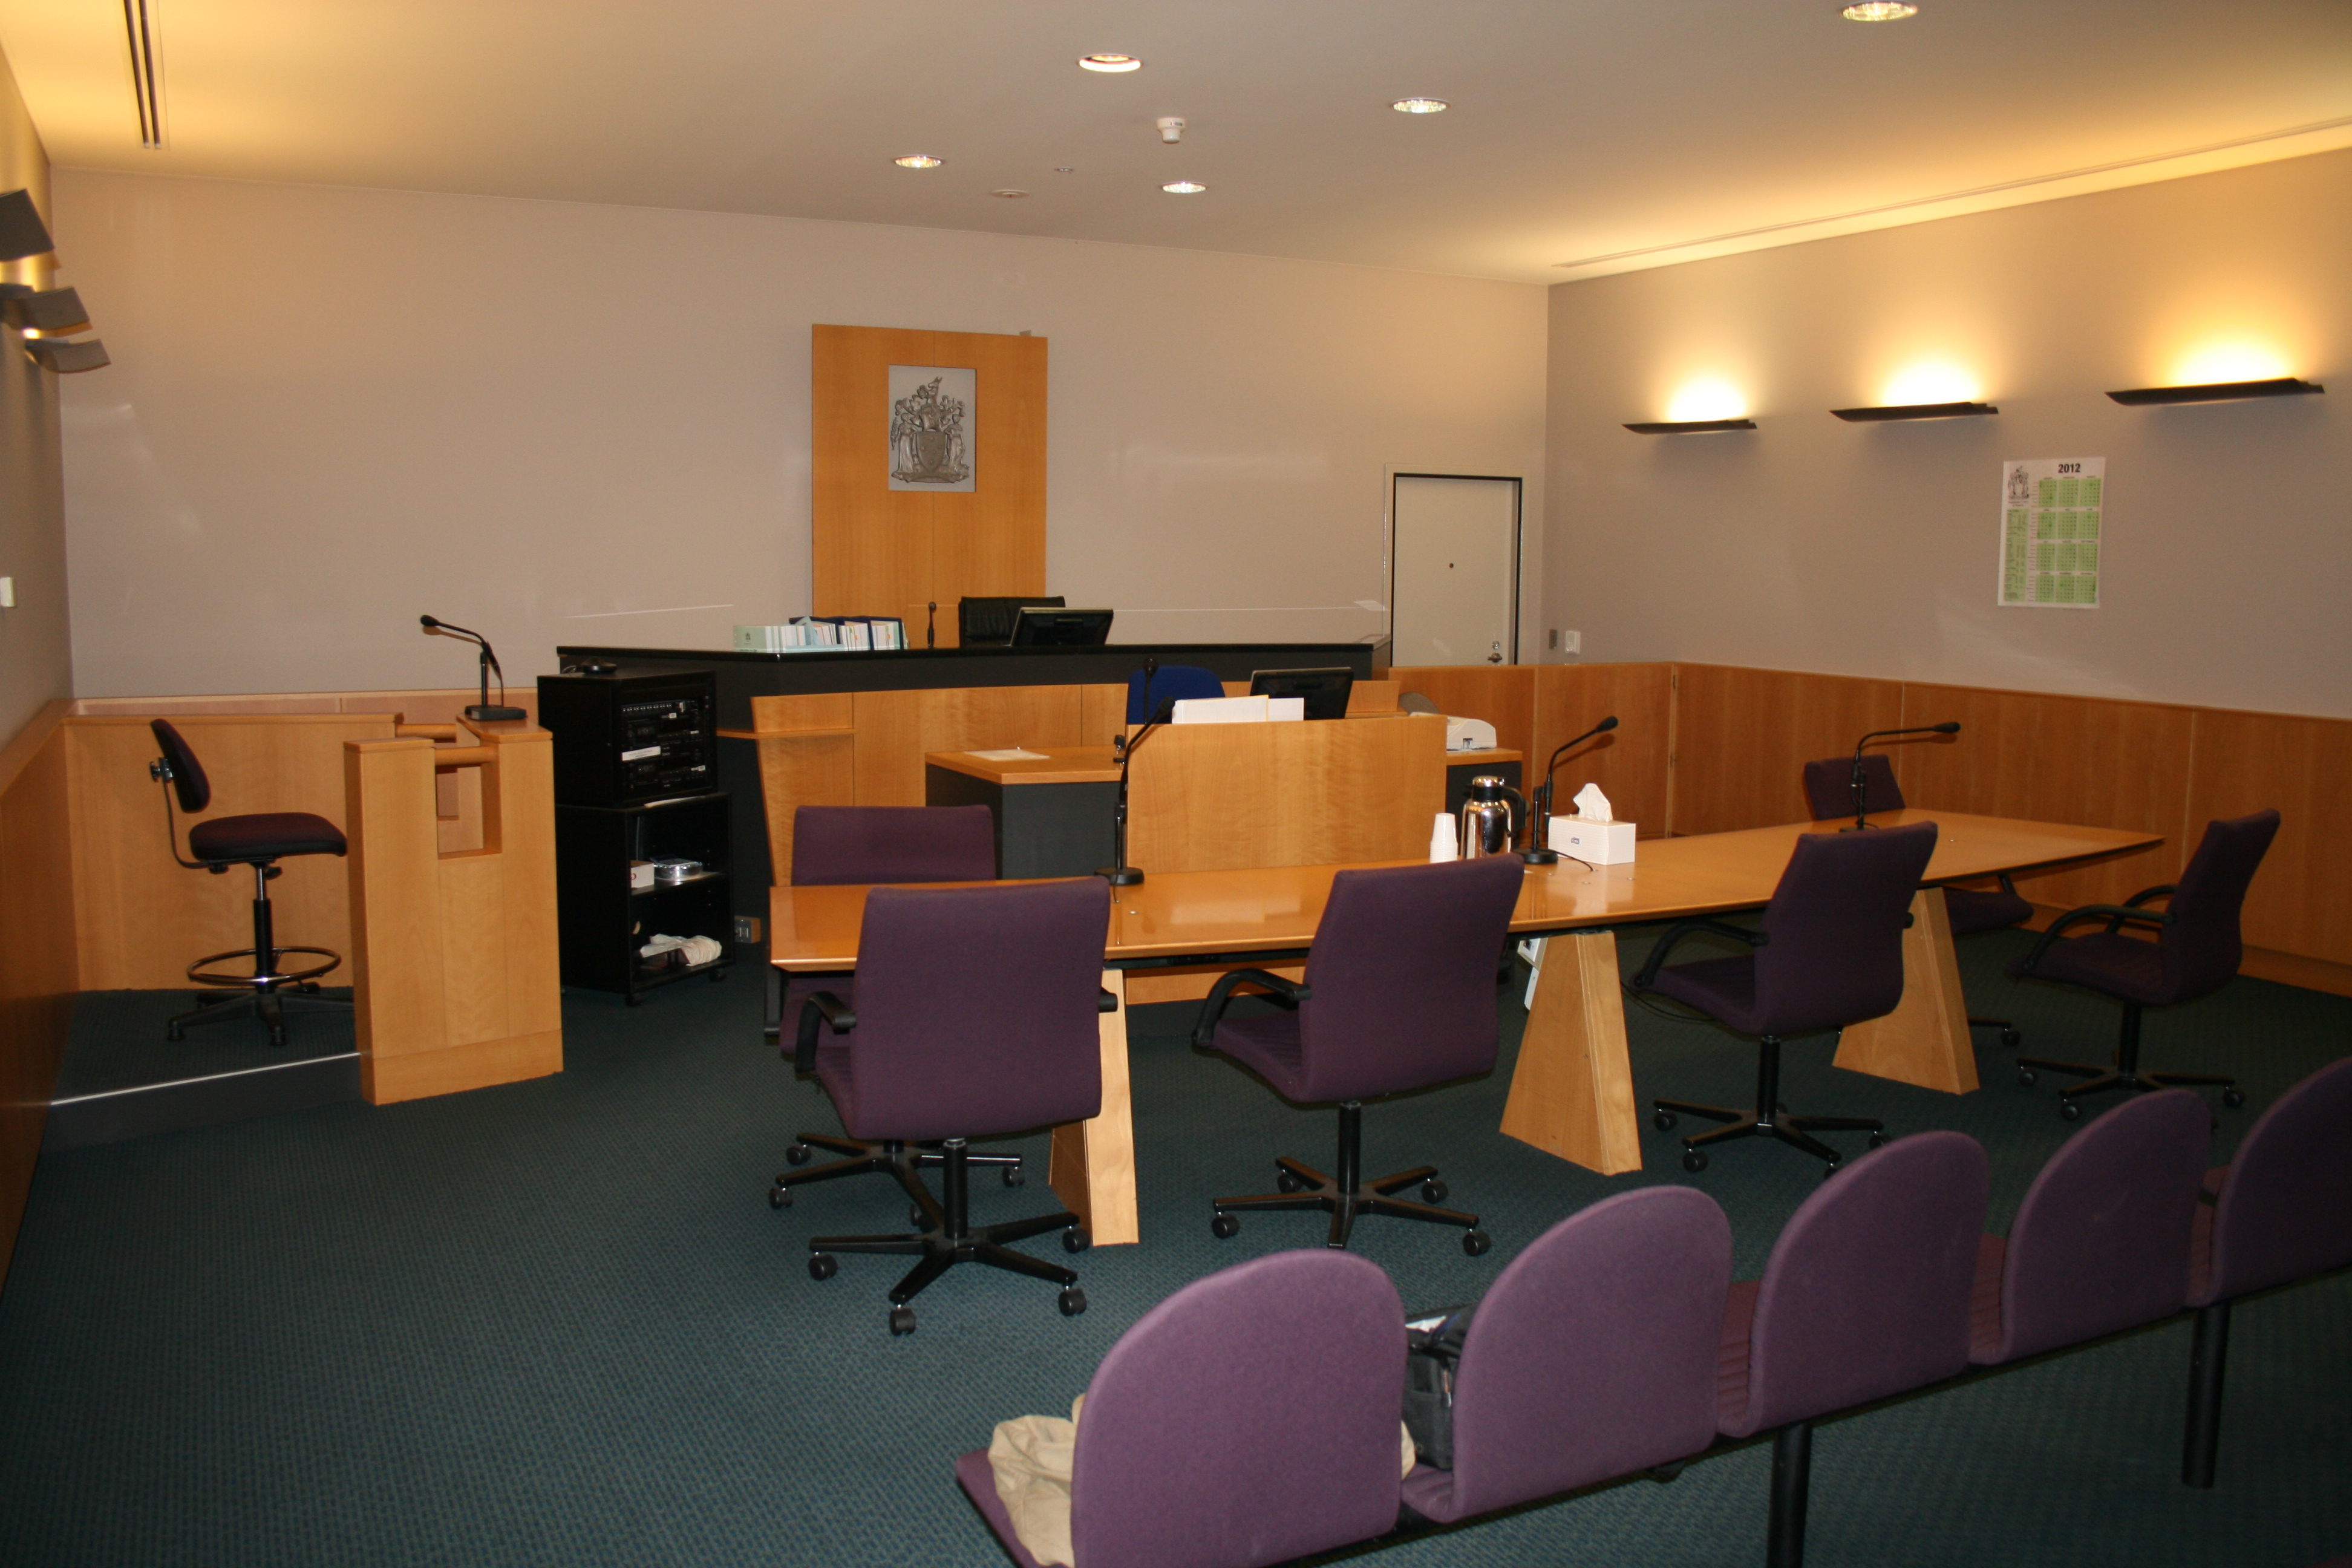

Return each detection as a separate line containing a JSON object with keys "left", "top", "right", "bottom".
{"left": 791, "top": 877, "right": 1111, "bottom": 1334}
{"left": 1125, "top": 663, "right": 1227, "bottom": 725}
{"left": 1719, "top": 1131, "right": 1989, "bottom": 1568}
{"left": 1194, "top": 854, "right": 1525, "bottom": 1255}
{"left": 1637, "top": 822, "right": 1939, "bottom": 1174}
{"left": 1803, "top": 755, "right": 2031, "bottom": 1047}
{"left": 2011, "top": 809, "right": 2279, "bottom": 1119}
{"left": 1400, "top": 1186, "right": 1731, "bottom": 1524}
{"left": 147, "top": 719, "right": 351, "bottom": 1048}
{"left": 1970, "top": 1088, "right": 2209, "bottom": 1367}
{"left": 769, "top": 805, "right": 1007, "bottom": 1205}
{"left": 956, "top": 1249, "right": 1405, "bottom": 1568}
{"left": 2181, "top": 1054, "right": 2352, "bottom": 1487}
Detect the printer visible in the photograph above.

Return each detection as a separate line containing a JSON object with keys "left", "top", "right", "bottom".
{"left": 1443, "top": 715, "right": 1497, "bottom": 753}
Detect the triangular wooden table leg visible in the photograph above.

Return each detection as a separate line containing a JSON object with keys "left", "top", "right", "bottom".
{"left": 1500, "top": 930, "right": 1644, "bottom": 1175}
{"left": 1833, "top": 887, "right": 1979, "bottom": 1094}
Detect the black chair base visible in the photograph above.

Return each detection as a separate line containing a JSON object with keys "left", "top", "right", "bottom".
{"left": 802, "top": 1138, "right": 1085, "bottom": 1334}
{"left": 1653, "top": 1035, "right": 1883, "bottom": 1175}
{"left": 2014, "top": 1001, "right": 2241, "bottom": 1120}
{"left": 769, "top": 1132, "right": 1021, "bottom": 1206}
{"left": 168, "top": 975, "right": 350, "bottom": 1049}
{"left": 1210, "top": 1102, "right": 1490, "bottom": 1255}
{"left": 1969, "top": 1014, "right": 2022, "bottom": 1047}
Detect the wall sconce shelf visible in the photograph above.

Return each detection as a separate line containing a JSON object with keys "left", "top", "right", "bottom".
{"left": 1830, "top": 401, "right": 1997, "bottom": 422}
{"left": 1624, "top": 418, "right": 1757, "bottom": 434}
{"left": 2105, "top": 377, "right": 2322, "bottom": 406}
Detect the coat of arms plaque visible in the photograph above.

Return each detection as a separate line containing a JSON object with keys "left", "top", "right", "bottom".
{"left": 886, "top": 365, "right": 976, "bottom": 491}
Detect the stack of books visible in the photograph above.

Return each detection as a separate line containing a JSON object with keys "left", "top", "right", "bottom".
{"left": 733, "top": 617, "right": 909, "bottom": 653}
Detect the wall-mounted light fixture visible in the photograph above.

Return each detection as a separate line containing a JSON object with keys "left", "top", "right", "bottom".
{"left": 26, "top": 337, "right": 110, "bottom": 373}
{"left": 2, "top": 286, "right": 91, "bottom": 336}
{"left": 0, "top": 189, "right": 54, "bottom": 261}
{"left": 1830, "top": 400, "right": 1997, "bottom": 421}
{"left": 2105, "top": 377, "right": 2323, "bottom": 406}
{"left": 1624, "top": 417, "right": 1758, "bottom": 434}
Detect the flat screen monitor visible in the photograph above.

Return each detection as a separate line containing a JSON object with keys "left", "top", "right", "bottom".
{"left": 1010, "top": 607, "right": 1115, "bottom": 647}
{"left": 959, "top": 595, "right": 1063, "bottom": 646}
{"left": 1249, "top": 667, "right": 1354, "bottom": 720}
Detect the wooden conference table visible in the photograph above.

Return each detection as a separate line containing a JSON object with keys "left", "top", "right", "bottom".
{"left": 768, "top": 809, "right": 2160, "bottom": 1247}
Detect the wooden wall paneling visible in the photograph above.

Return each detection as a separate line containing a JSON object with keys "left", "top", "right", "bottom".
{"left": 927, "top": 330, "right": 1048, "bottom": 604}
{"left": 1079, "top": 684, "right": 1129, "bottom": 748}
{"left": 66, "top": 714, "right": 396, "bottom": 990}
{"left": 1831, "top": 889, "right": 1979, "bottom": 1094}
{"left": 812, "top": 324, "right": 937, "bottom": 616}
{"left": 1669, "top": 665, "right": 1902, "bottom": 836}
{"left": 1897, "top": 683, "right": 2188, "bottom": 909}
{"left": 849, "top": 685, "right": 1083, "bottom": 807}
{"left": 754, "top": 737, "right": 856, "bottom": 886}
{"left": 1530, "top": 663, "right": 1673, "bottom": 839}
{"left": 1127, "top": 713, "right": 1445, "bottom": 873}
{"left": 0, "top": 703, "right": 78, "bottom": 1295}
{"left": 2181, "top": 707, "right": 2352, "bottom": 965}
{"left": 1383, "top": 666, "right": 1537, "bottom": 763}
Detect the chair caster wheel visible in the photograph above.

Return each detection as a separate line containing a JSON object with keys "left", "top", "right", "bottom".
{"left": 768, "top": 1183, "right": 791, "bottom": 1209}
{"left": 1653, "top": 1109, "right": 1677, "bottom": 1131}
{"left": 1276, "top": 1170, "right": 1306, "bottom": 1194}
{"left": 785, "top": 1144, "right": 812, "bottom": 1166}
{"left": 1002, "top": 1163, "right": 1025, "bottom": 1187}
{"left": 1462, "top": 1228, "right": 1491, "bottom": 1258}
{"left": 2001, "top": 1027, "right": 2022, "bottom": 1047}
{"left": 1821, "top": 1160, "right": 1842, "bottom": 1180}
{"left": 2059, "top": 1100, "right": 2083, "bottom": 1122}
{"left": 626, "top": 994, "right": 643, "bottom": 1007}
{"left": 808, "top": 1252, "right": 838, "bottom": 1281}
{"left": 910, "top": 1204, "right": 929, "bottom": 1227}
{"left": 888, "top": 1305, "right": 916, "bottom": 1336}
{"left": 2221, "top": 1088, "right": 2245, "bottom": 1108}
{"left": 1867, "top": 1130, "right": 1889, "bottom": 1150}
{"left": 1682, "top": 1151, "right": 1707, "bottom": 1174}
{"left": 166, "top": 1025, "right": 186, "bottom": 1041}
{"left": 1058, "top": 1287, "right": 1088, "bottom": 1318}
{"left": 1211, "top": 1212, "right": 1240, "bottom": 1240}
{"left": 269, "top": 1029, "right": 287, "bottom": 1049}
{"left": 1422, "top": 1180, "right": 1449, "bottom": 1204}
{"left": 1062, "top": 1227, "right": 1091, "bottom": 1254}
{"left": 708, "top": 968, "right": 727, "bottom": 983}
{"left": 2016, "top": 1068, "right": 2037, "bottom": 1088}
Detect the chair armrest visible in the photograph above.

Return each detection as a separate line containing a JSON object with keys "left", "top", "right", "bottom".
{"left": 1996, "top": 872, "right": 2019, "bottom": 898}
{"left": 1099, "top": 987, "right": 1120, "bottom": 1014}
{"left": 2122, "top": 883, "right": 2177, "bottom": 909}
{"left": 2015, "top": 903, "right": 2175, "bottom": 973}
{"left": 792, "top": 990, "right": 857, "bottom": 1073}
{"left": 1632, "top": 920, "right": 1766, "bottom": 990}
{"left": 1190, "top": 968, "right": 1312, "bottom": 1048}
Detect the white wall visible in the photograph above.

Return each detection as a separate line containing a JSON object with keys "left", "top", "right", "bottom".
{"left": 50, "top": 170, "right": 1545, "bottom": 697}
{"left": 1543, "top": 148, "right": 2352, "bottom": 719}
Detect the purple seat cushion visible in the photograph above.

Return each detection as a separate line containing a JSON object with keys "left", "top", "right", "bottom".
{"left": 2010, "top": 930, "right": 2165, "bottom": 1003}
{"left": 1942, "top": 884, "right": 2033, "bottom": 936}
{"left": 956, "top": 1449, "right": 1047, "bottom": 1568}
{"left": 2192, "top": 1055, "right": 2352, "bottom": 1306}
{"left": 188, "top": 811, "right": 347, "bottom": 863}
{"left": 1208, "top": 1013, "right": 1310, "bottom": 1099}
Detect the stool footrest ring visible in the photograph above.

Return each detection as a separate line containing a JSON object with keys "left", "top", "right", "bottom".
{"left": 187, "top": 946, "right": 342, "bottom": 990}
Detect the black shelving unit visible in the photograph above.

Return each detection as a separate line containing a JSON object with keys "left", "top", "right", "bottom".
{"left": 554, "top": 792, "right": 734, "bottom": 1003}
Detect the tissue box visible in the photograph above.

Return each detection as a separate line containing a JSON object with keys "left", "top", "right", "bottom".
{"left": 1550, "top": 817, "right": 1636, "bottom": 864}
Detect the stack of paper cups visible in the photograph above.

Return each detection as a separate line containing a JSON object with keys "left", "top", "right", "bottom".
{"left": 1429, "top": 812, "right": 1460, "bottom": 862}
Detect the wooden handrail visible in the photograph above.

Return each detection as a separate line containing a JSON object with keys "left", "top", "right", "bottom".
{"left": 431, "top": 745, "right": 495, "bottom": 768}
{"left": 396, "top": 723, "right": 459, "bottom": 740}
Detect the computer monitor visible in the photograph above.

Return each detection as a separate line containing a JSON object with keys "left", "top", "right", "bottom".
{"left": 1249, "top": 667, "right": 1355, "bottom": 720}
{"left": 1010, "top": 607, "right": 1115, "bottom": 647}
{"left": 959, "top": 595, "right": 1064, "bottom": 646}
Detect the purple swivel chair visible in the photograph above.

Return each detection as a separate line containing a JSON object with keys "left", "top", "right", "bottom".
{"left": 1637, "top": 822, "right": 1939, "bottom": 1174}
{"left": 2011, "top": 809, "right": 2279, "bottom": 1119}
{"left": 1125, "top": 664, "right": 1227, "bottom": 724}
{"left": 2181, "top": 1055, "right": 2352, "bottom": 1487}
{"left": 1719, "top": 1131, "right": 1990, "bottom": 1568}
{"left": 769, "top": 805, "right": 1008, "bottom": 1204}
{"left": 147, "top": 719, "right": 353, "bottom": 1048}
{"left": 1399, "top": 1186, "right": 1731, "bottom": 1524}
{"left": 956, "top": 1249, "right": 1406, "bottom": 1568}
{"left": 1194, "top": 854, "right": 1525, "bottom": 1255}
{"left": 790, "top": 877, "right": 1111, "bottom": 1334}
{"left": 1803, "top": 755, "right": 2031, "bottom": 1048}
{"left": 1969, "top": 1088, "right": 2210, "bottom": 1368}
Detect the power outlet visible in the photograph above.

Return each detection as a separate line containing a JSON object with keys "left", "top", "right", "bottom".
{"left": 1550, "top": 629, "right": 1580, "bottom": 656}
{"left": 733, "top": 915, "right": 762, "bottom": 945}
{"left": 0, "top": 577, "right": 14, "bottom": 609}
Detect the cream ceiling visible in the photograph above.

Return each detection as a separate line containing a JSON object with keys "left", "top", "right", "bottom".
{"left": 2, "top": 1, "right": 2348, "bottom": 284}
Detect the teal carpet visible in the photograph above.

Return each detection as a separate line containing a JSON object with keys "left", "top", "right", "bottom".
{"left": 1, "top": 929, "right": 2346, "bottom": 1566}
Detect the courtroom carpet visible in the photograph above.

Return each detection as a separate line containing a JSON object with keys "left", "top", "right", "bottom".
{"left": 0, "top": 927, "right": 2345, "bottom": 1567}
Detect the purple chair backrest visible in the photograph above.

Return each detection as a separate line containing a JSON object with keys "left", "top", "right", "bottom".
{"left": 2206, "top": 1055, "right": 2352, "bottom": 1302}
{"left": 1736, "top": 1130, "right": 1988, "bottom": 1434}
{"left": 1801, "top": 754, "right": 1903, "bottom": 822}
{"left": 1442, "top": 1187, "right": 1731, "bottom": 1515}
{"left": 149, "top": 719, "right": 213, "bottom": 814}
{"left": 1071, "top": 1249, "right": 1405, "bottom": 1568}
{"left": 1126, "top": 664, "right": 1229, "bottom": 724}
{"left": 1993, "top": 1089, "right": 2210, "bottom": 1362}
{"left": 1748, "top": 823, "right": 1938, "bottom": 1039}
{"left": 791, "top": 804, "right": 996, "bottom": 886}
{"left": 1291, "top": 855, "right": 1525, "bottom": 1104}
{"left": 2156, "top": 810, "right": 2280, "bottom": 1002}
{"left": 839, "top": 878, "right": 1108, "bottom": 1142}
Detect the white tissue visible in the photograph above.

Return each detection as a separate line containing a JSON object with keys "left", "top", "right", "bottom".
{"left": 1572, "top": 782, "right": 1613, "bottom": 822}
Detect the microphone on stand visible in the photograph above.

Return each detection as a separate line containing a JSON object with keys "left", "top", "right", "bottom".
{"left": 420, "top": 615, "right": 528, "bottom": 722}
{"left": 1844, "top": 721, "right": 1959, "bottom": 831}
{"left": 1523, "top": 715, "right": 1619, "bottom": 864}
{"left": 1099, "top": 659, "right": 1166, "bottom": 886}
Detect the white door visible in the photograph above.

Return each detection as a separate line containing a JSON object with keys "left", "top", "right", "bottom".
{"left": 1391, "top": 474, "right": 1520, "bottom": 667}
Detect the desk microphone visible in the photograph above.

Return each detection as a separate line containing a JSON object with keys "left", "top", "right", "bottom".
{"left": 1845, "top": 722, "right": 1959, "bottom": 831}
{"left": 420, "top": 615, "right": 528, "bottom": 722}
{"left": 1523, "top": 715, "right": 1619, "bottom": 864}
{"left": 1099, "top": 659, "right": 1170, "bottom": 886}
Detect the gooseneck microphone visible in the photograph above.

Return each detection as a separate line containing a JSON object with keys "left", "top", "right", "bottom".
{"left": 1845, "top": 721, "right": 1960, "bottom": 831}
{"left": 1098, "top": 658, "right": 1168, "bottom": 886}
{"left": 1523, "top": 714, "right": 1620, "bottom": 864}
{"left": 420, "top": 615, "right": 528, "bottom": 722}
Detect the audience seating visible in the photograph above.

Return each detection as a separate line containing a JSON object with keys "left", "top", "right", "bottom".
{"left": 1638, "top": 822, "right": 1939, "bottom": 1174}
{"left": 2012, "top": 809, "right": 2279, "bottom": 1118}
{"left": 956, "top": 1249, "right": 1405, "bottom": 1568}
{"left": 1802, "top": 753, "right": 2031, "bottom": 1046}
{"left": 2181, "top": 1055, "right": 2352, "bottom": 1487}
{"left": 1195, "top": 854, "right": 1524, "bottom": 1255}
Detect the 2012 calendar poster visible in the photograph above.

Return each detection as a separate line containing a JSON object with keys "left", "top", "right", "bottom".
{"left": 1999, "top": 457, "right": 2105, "bottom": 609}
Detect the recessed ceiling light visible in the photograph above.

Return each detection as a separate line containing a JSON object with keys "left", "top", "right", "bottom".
{"left": 1391, "top": 98, "right": 1448, "bottom": 114}
{"left": 1079, "top": 54, "right": 1142, "bottom": 72}
{"left": 991, "top": 189, "right": 1030, "bottom": 198}
{"left": 893, "top": 154, "right": 944, "bottom": 169}
{"left": 1841, "top": 2, "right": 1917, "bottom": 18}
{"left": 1161, "top": 180, "right": 1207, "bottom": 195}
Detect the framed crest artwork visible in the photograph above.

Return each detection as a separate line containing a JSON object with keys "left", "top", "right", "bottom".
{"left": 886, "top": 365, "right": 977, "bottom": 492}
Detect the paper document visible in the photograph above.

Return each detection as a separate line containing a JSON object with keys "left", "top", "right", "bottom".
{"left": 1999, "top": 458, "right": 2104, "bottom": 609}
{"left": 965, "top": 748, "right": 1048, "bottom": 762}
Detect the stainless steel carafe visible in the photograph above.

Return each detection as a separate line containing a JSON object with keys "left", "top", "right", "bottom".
{"left": 1457, "top": 776, "right": 1527, "bottom": 859}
